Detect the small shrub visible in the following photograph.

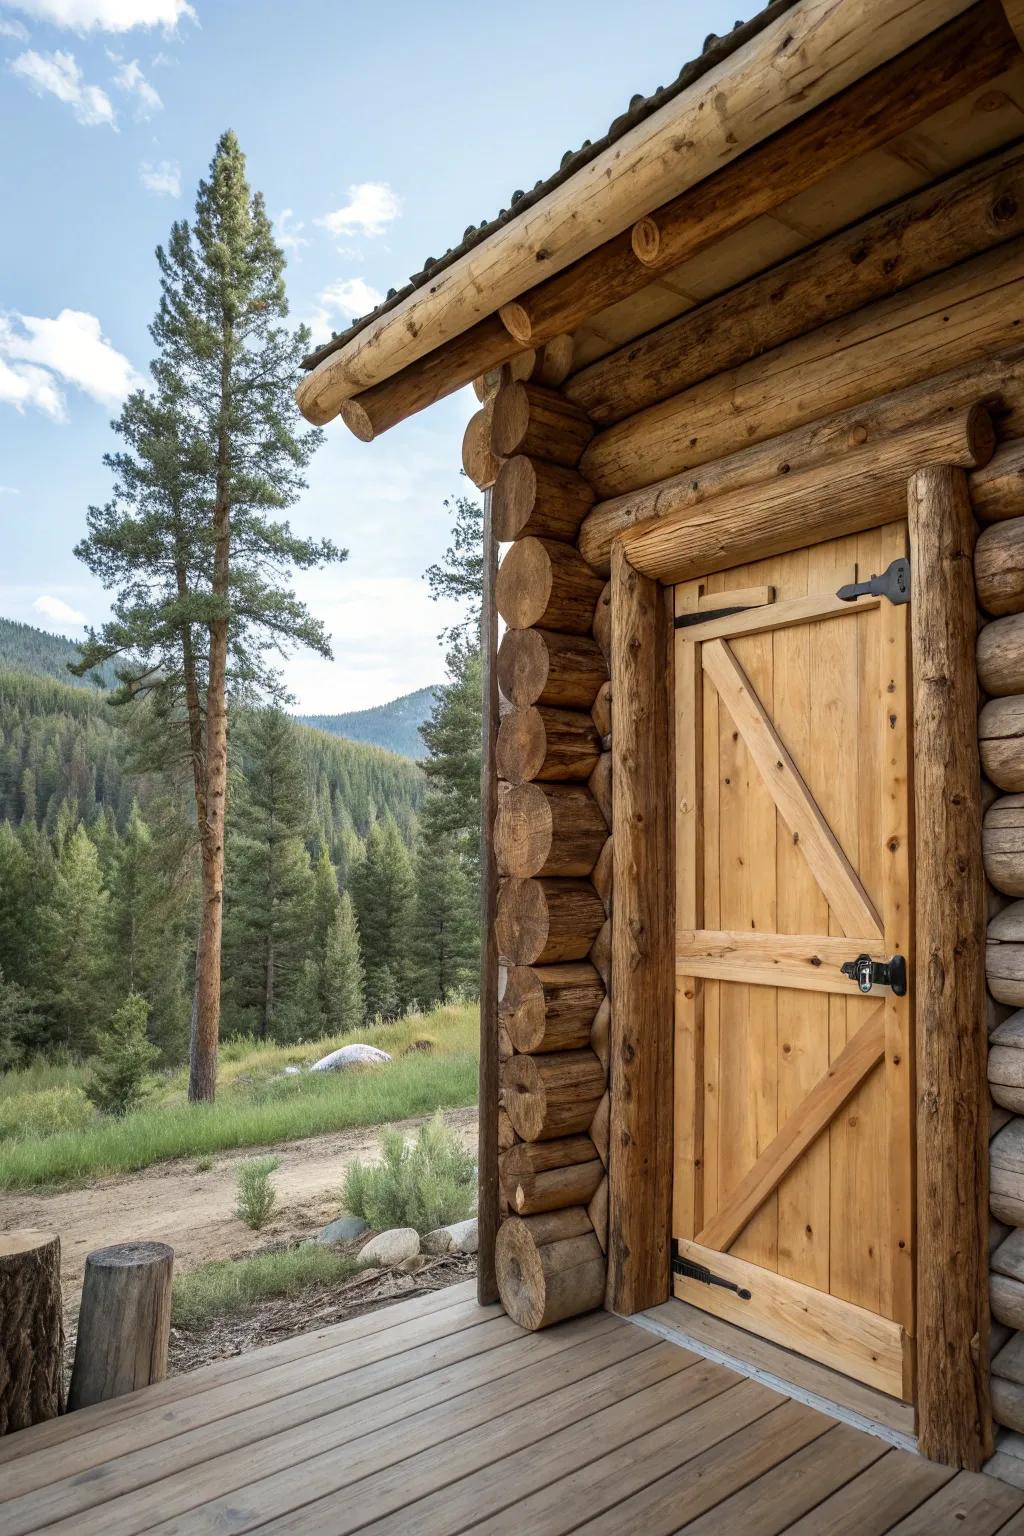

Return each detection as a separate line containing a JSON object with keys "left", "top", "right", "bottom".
{"left": 343, "top": 1113, "right": 475, "bottom": 1234}
{"left": 86, "top": 993, "right": 157, "bottom": 1117}
{"left": 194, "top": 1155, "right": 214, "bottom": 1172}
{"left": 235, "top": 1155, "right": 280, "bottom": 1229}
{"left": 0, "top": 1085, "right": 93, "bottom": 1143}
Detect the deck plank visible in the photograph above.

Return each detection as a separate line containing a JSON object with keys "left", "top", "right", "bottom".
{"left": 0, "top": 1293, "right": 500, "bottom": 1504}
{"left": 2, "top": 1312, "right": 622, "bottom": 1536}
{"left": 462, "top": 1378, "right": 783, "bottom": 1535}
{"left": 0, "top": 1278, "right": 481, "bottom": 1468}
{"left": 157, "top": 1341, "right": 695, "bottom": 1535}
{"left": 779, "top": 1448, "right": 956, "bottom": 1533}
{"left": 571, "top": 1399, "right": 835, "bottom": 1534}
{"left": 885, "top": 1470, "right": 1024, "bottom": 1534}
{"left": 2, "top": 1287, "right": 1022, "bottom": 1536}
{"left": 675, "top": 1421, "right": 889, "bottom": 1533}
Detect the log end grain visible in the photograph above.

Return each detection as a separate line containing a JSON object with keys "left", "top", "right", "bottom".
{"left": 495, "top": 1210, "right": 606, "bottom": 1329}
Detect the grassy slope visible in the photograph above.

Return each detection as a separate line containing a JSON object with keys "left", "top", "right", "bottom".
{"left": 172, "top": 1246, "right": 362, "bottom": 1330}
{"left": 0, "top": 1003, "right": 478, "bottom": 1191}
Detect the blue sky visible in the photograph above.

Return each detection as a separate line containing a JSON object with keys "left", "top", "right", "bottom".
{"left": 0, "top": 0, "right": 741, "bottom": 711}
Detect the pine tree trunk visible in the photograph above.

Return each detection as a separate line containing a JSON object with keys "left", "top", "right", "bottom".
{"left": 263, "top": 935, "right": 274, "bottom": 1041}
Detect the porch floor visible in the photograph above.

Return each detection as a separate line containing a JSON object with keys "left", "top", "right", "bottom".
{"left": 1, "top": 1278, "right": 1022, "bottom": 1534}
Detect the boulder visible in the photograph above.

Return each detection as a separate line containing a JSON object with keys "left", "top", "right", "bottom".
{"left": 317, "top": 1215, "right": 370, "bottom": 1246}
{"left": 358, "top": 1228, "right": 420, "bottom": 1266}
{"left": 309, "top": 1044, "right": 392, "bottom": 1073}
{"left": 422, "top": 1217, "right": 479, "bottom": 1256}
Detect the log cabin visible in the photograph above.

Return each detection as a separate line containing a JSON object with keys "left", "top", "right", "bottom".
{"left": 295, "top": 0, "right": 1024, "bottom": 1483}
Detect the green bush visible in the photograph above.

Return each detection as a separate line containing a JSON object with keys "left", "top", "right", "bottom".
{"left": 172, "top": 1243, "right": 360, "bottom": 1330}
{"left": 86, "top": 993, "right": 157, "bottom": 1117}
{"left": 343, "top": 1113, "right": 475, "bottom": 1234}
{"left": 235, "top": 1155, "right": 280, "bottom": 1229}
{"left": 0, "top": 1085, "right": 93, "bottom": 1143}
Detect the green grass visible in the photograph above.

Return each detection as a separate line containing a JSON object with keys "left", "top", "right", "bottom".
{"left": 0, "top": 1002, "right": 478, "bottom": 1191}
{"left": 172, "top": 1243, "right": 362, "bottom": 1330}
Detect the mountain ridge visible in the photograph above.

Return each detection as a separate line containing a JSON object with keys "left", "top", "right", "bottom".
{"left": 297, "top": 684, "right": 439, "bottom": 760}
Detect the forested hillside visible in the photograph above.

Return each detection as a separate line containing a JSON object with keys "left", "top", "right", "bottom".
{"left": 298, "top": 685, "right": 439, "bottom": 759}
{"left": 0, "top": 617, "right": 116, "bottom": 689}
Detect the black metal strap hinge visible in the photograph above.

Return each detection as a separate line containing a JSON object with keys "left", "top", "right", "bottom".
{"left": 672, "top": 1244, "right": 751, "bottom": 1300}
{"left": 837, "top": 557, "right": 910, "bottom": 606}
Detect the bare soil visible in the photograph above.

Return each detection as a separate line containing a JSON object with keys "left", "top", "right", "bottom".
{"left": 3, "top": 1106, "right": 480, "bottom": 1311}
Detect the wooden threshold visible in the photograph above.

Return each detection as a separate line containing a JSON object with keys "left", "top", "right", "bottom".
{"left": 637, "top": 1296, "right": 917, "bottom": 1450}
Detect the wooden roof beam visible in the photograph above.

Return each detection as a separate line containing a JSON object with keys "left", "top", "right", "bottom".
{"left": 296, "top": 0, "right": 983, "bottom": 429}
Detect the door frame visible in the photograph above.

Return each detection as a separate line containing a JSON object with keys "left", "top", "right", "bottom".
{"left": 605, "top": 466, "right": 990, "bottom": 1468}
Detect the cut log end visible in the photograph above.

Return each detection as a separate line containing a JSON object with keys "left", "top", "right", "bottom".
{"left": 631, "top": 215, "right": 660, "bottom": 265}
{"left": 338, "top": 397, "right": 375, "bottom": 443}
{"left": 68, "top": 1240, "right": 174, "bottom": 1413}
{"left": 495, "top": 1210, "right": 606, "bottom": 1329}
{"left": 500, "top": 300, "right": 533, "bottom": 345}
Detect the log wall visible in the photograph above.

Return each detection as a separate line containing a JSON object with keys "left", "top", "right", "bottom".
{"left": 471, "top": 348, "right": 614, "bottom": 1330}
{"left": 977, "top": 458, "right": 1024, "bottom": 1447}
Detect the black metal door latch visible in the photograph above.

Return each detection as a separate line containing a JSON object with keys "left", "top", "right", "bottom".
{"left": 837, "top": 557, "right": 910, "bottom": 606}
{"left": 840, "top": 953, "right": 908, "bottom": 996}
{"left": 672, "top": 1245, "right": 751, "bottom": 1300}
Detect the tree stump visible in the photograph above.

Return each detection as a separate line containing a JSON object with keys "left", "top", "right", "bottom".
{"left": 68, "top": 1242, "right": 173, "bottom": 1412}
{"left": 0, "top": 1231, "right": 64, "bottom": 1435}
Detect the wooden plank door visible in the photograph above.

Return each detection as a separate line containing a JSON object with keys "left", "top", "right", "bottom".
{"left": 673, "top": 523, "right": 914, "bottom": 1401}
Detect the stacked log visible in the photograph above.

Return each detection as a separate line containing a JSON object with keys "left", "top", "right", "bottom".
{"left": 481, "top": 361, "right": 612, "bottom": 1331}
{"left": 976, "top": 442, "right": 1024, "bottom": 1434}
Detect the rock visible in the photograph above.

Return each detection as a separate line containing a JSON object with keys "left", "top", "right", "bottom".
{"left": 309, "top": 1044, "right": 392, "bottom": 1073}
{"left": 422, "top": 1217, "right": 479, "bottom": 1256}
{"left": 317, "top": 1215, "right": 369, "bottom": 1246}
{"left": 358, "top": 1228, "right": 420, "bottom": 1266}
{"left": 397, "top": 1254, "right": 429, "bottom": 1274}
{"left": 283, "top": 1066, "right": 302, "bottom": 1076}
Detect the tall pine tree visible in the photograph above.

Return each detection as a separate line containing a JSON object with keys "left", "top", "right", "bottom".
{"left": 74, "top": 132, "right": 344, "bottom": 1099}
{"left": 223, "top": 707, "right": 316, "bottom": 1040}
{"left": 350, "top": 817, "right": 413, "bottom": 1020}
{"left": 321, "top": 890, "right": 365, "bottom": 1034}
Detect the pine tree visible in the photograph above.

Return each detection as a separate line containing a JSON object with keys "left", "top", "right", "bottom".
{"left": 107, "top": 801, "right": 191, "bottom": 1058}
{"left": 310, "top": 845, "right": 340, "bottom": 952}
{"left": 73, "top": 131, "right": 344, "bottom": 1100}
{"left": 39, "top": 823, "right": 111, "bottom": 1053}
{"left": 350, "top": 817, "right": 413, "bottom": 1020}
{"left": 223, "top": 707, "right": 316, "bottom": 1040}
{"left": 408, "top": 802, "right": 477, "bottom": 1007}
{"left": 419, "top": 650, "right": 483, "bottom": 879}
{"left": 86, "top": 992, "right": 157, "bottom": 1116}
{"left": 321, "top": 891, "right": 365, "bottom": 1034}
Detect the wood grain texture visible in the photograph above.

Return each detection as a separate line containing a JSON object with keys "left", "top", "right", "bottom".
{"left": 0, "top": 1232, "right": 63, "bottom": 1435}
{"left": 909, "top": 464, "right": 991, "bottom": 1468}
{"left": 500, "top": 962, "right": 604, "bottom": 1054}
{"left": 496, "top": 627, "right": 607, "bottom": 711}
{"left": 579, "top": 350, "right": 1024, "bottom": 576}
{"left": 495, "top": 537, "right": 604, "bottom": 635}
{"left": 68, "top": 1242, "right": 172, "bottom": 1412}
{"left": 607, "top": 546, "right": 674, "bottom": 1315}
{"left": 618, "top": 407, "right": 993, "bottom": 585}
{"left": 568, "top": 137, "right": 1024, "bottom": 426}
{"left": 492, "top": 455, "right": 595, "bottom": 544}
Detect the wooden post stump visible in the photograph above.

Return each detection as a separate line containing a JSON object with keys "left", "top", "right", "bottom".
{"left": 68, "top": 1242, "right": 173, "bottom": 1412}
{"left": 0, "top": 1232, "right": 64, "bottom": 1435}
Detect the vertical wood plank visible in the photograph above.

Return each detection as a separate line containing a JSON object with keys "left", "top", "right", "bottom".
{"left": 674, "top": 636, "right": 702, "bottom": 1239}
{"left": 608, "top": 544, "right": 674, "bottom": 1315}
{"left": 909, "top": 464, "right": 991, "bottom": 1469}
{"left": 478, "top": 487, "right": 500, "bottom": 1305}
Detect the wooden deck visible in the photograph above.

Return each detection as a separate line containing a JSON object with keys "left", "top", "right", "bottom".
{"left": 2, "top": 1279, "right": 1023, "bottom": 1535}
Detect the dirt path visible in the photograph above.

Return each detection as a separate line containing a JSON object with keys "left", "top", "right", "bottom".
{"left": 2, "top": 1107, "right": 479, "bottom": 1306}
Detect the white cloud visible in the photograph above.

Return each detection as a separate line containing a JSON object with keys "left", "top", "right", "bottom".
{"left": 0, "top": 17, "right": 29, "bottom": 37}
{"left": 110, "top": 53, "right": 160, "bottom": 114}
{"left": 0, "top": 484, "right": 22, "bottom": 495}
{"left": 317, "top": 182, "right": 400, "bottom": 241}
{"left": 139, "top": 157, "right": 179, "bottom": 195}
{"left": 2, "top": 1, "right": 195, "bottom": 31}
{"left": 0, "top": 355, "right": 65, "bottom": 418}
{"left": 0, "top": 308, "right": 141, "bottom": 418}
{"left": 308, "top": 277, "right": 383, "bottom": 338}
{"left": 34, "top": 594, "right": 86, "bottom": 626}
{"left": 275, "top": 208, "right": 307, "bottom": 258}
{"left": 10, "top": 48, "right": 115, "bottom": 125}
